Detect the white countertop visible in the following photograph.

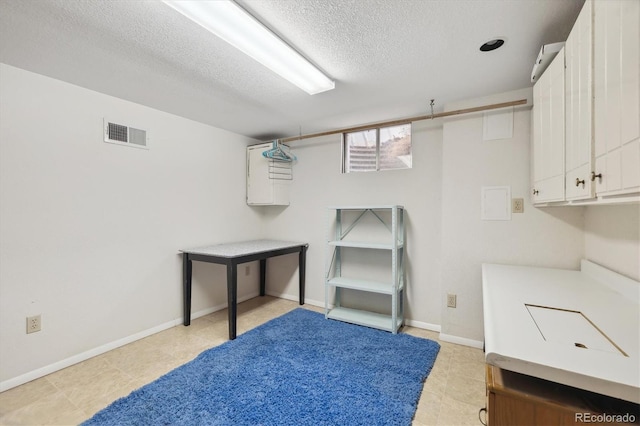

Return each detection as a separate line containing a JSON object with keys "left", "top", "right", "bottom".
{"left": 482, "top": 260, "right": 640, "bottom": 403}
{"left": 181, "top": 239, "right": 307, "bottom": 258}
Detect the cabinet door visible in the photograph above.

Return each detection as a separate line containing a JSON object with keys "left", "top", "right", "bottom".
{"left": 565, "top": 1, "right": 594, "bottom": 200}
{"left": 619, "top": 0, "right": 640, "bottom": 192}
{"left": 532, "top": 82, "right": 544, "bottom": 203}
{"left": 531, "top": 87, "right": 541, "bottom": 203}
{"left": 247, "top": 144, "right": 273, "bottom": 205}
{"left": 532, "top": 48, "right": 565, "bottom": 204}
{"left": 593, "top": 0, "right": 640, "bottom": 196}
{"left": 547, "top": 51, "right": 565, "bottom": 196}
{"left": 531, "top": 84, "right": 544, "bottom": 203}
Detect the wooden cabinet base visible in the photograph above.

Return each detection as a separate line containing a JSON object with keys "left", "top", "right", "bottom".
{"left": 485, "top": 365, "right": 639, "bottom": 426}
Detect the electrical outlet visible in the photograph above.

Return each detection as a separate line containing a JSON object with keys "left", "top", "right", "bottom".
{"left": 245, "top": 265, "right": 250, "bottom": 276}
{"left": 446, "top": 294, "right": 457, "bottom": 308}
{"left": 27, "top": 315, "right": 41, "bottom": 334}
{"left": 512, "top": 198, "right": 524, "bottom": 213}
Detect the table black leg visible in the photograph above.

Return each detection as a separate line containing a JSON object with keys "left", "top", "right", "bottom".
{"left": 299, "top": 245, "right": 308, "bottom": 305}
{"left": 259, "top": 258, "right": 266, "bottom": 296}
{"left": 183, "top": 254, "right": 192, "bottom": 326}
{"left": 227, "top": 262, "right": 238, "bottom": 340}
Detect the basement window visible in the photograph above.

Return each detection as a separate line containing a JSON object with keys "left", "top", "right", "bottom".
{"left": 342, "top": 124, "right": 412, "bottom": 172}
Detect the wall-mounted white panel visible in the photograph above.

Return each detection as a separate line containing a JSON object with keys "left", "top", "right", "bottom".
{"left": 483, "top": 108, "right": 513, "bottom": 141}
{"left": 481, "top": 186, "right": 511, "bottom": 221}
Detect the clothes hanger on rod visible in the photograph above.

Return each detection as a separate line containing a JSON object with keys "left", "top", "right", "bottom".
{"left": 262, "top": 140, "right": 297, "bottom": 162}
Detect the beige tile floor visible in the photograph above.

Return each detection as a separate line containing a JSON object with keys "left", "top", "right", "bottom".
{"left": 0, "top": 296, "right": 486, "bottom": 425}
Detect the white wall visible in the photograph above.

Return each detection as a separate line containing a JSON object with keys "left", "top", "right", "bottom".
{"left": 2, "top": 64, "right": 637, "bottom": 390}
{"left": 265, "top": 89, "right": 588, "bottom": 345}
{"left": 439, "top": 89, "right": 585, "bottom": 342}
{"left": 262, "top": 89, "right": 638, "bottom": 346}
{"left": 584, "top": 205, "right": 640, "bottom": 280}
{"left": 259, "top": 120, "right": 444, "bottom": 329}
{"left": 0, "top": 64, "right": 262, "bottom": 387}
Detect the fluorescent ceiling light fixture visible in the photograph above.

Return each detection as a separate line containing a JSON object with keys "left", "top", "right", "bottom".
{"left": 163, "top": 0, "right": 335, "bottom": 95}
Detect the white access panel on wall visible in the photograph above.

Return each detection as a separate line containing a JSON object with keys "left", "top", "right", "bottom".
{"left": 482, "top": 186, "right": 511, "bottom": 221}
{"left": 247, "top": 142, "right": 292, "bottom": 206}
{"left": 483, "top": 108, "right": 513, "bottom": 141}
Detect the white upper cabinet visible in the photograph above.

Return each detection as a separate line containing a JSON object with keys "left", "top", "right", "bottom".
{"left": 532, "top": 48, "right": 566, "bottom": 204}
{"left": 531, "top": 0, "right": 639, "bottom": 205}
{"left": 565, "top": 2, "right": 594, "bottom": 201}
{"left": 593, "top": 0, "right": 640, "bottom": 197}
{"left": 246, "top": 142, "right": 292, "bottom": 206}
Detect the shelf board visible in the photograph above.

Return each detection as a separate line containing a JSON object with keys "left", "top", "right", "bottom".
{"left": 326, "top": 307, "right": 402, "bottom": 333}
{"left": 328, "top": 240, "right": 403, "bottom": 250}
{"left": 327, "top": 277, "right": 402, "bottom": 294}
{"left": 327, "top": 205, "right": 404, "bottom": 210}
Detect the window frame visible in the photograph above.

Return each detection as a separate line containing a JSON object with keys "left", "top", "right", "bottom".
{"left": 341, "top": 123, "right": 412, "bottom": 173}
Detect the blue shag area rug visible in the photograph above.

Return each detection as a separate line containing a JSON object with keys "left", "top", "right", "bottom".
{"left": 83, "top": 308, "right": 440, "bottom": 426}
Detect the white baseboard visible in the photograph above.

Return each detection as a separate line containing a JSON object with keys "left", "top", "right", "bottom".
{"left": 300, "top": 297, "right": 325, "bottom": 309}
{"left": 1, "top": 293, "right": 483, "bottom": 392}
{"left": 190, "top": 291, "right": 260, "bottom": 320}
{"left": 271, "top": 292, "right": 484, "bottom": 350}
{"left": 404, "top": 319, "right": 441, "bottom": 332}
{"left": 439, "top": 333, "right": 484, "bottom": 349}
{"left": 274, "top": 292, "right": 447, "bottom": 338}
{"left": 0, "top": 291, "right": 260, "bottom": 393}
{"left": 277, "top": 293, "right": 483, "bottom": 350}
{"left": 0, "top": 318, "right": 180, "bottom": 393}
{"left": 266, "top": 291, "right": 324, "bottom": 309}
{"left": 275, "top": 291, "right": 445, "bottom": 334}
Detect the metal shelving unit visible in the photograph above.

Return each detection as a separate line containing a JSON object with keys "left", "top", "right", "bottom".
{"left": 324, "top": 205, "right": 405, "bottom": 333}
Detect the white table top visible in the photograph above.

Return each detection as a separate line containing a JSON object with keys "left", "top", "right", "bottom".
{"left": 327, "top": 205, "right": 404, "bottom": 210}
{"left": 181, "top": 239, "right": 307, "bottom": 258}
{"left": 482, "top": 260, "right": 639, "bottom": 403}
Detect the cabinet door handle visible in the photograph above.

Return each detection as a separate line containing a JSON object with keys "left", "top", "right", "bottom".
{"left": 532, "top": 189, "right": 539, "bottom": 195}
{"left": 575, "top": 178, "right": 585, "bottom": 187}
{"left": 591, "top": 171, "right": 602, "bottom": 182}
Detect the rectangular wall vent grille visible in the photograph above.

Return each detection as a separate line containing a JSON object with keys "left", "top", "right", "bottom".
{"left": 128, "top": 128, "right": 146, "bottom": 146}
{"left": 108, "top": 122, "right": 128, "bottom": 142}
{"left": 104, "top": 118, "right": 148, "bottom": 149}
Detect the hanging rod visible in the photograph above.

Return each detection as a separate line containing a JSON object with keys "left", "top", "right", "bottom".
{"left": 279, "top": 98, "right": 528, "bottom": 144}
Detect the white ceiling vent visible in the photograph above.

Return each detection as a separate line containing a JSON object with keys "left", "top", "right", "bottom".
{"left": 103, "top": 118, "right": 148, "bottom": 149}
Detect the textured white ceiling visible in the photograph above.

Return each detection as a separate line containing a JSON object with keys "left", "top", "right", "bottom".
{"left": 0, "top": 0, "right": 584, "bottom": 141}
